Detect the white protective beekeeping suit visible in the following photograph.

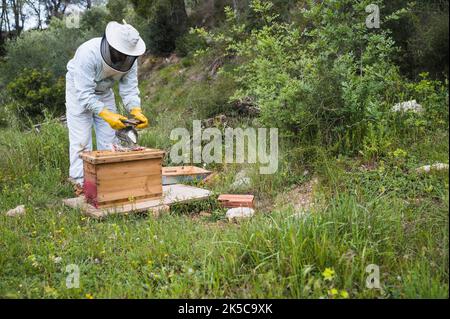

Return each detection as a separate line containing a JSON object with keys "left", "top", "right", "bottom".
{"left": 65, "top": 21, "right": 146, "bottom": 186}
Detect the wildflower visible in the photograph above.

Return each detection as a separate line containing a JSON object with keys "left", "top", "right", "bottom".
{"left": 53, "top": 256, "right": 62, "bottom": 264}
{"left": 150, "top": 272, "right": 160, "bottom": 279}
{"left": 340, "top": 290, "right": 349, "bottom": 299}
{"left": 85, "top": 293, "right": 94, "bottom": 299}
{"left": 27, "top": 255, "right": 39, "bottom": 268}
{"left": 328, "top": 288, "right": 338, "bottom": 296}
{"left": 322, "top": 267, "right": 335, "bottom": 281}
{"left": 44, "top": 286, "right": 58, "bottom": 296}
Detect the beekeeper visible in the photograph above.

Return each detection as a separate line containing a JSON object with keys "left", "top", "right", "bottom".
{"left": 66, "top": 21, "right": 148, "bottom": 189}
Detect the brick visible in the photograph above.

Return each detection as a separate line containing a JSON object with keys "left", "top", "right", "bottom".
{"left": 218, "top": 194, "right": 255, "bottom": 208}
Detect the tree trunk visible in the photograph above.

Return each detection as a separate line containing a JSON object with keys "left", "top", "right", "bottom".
{"left": 10, "top": 0, "right": 24, "bottom": 36}
{"left": 171, "top": 0, "right": 188, "bottom": 36}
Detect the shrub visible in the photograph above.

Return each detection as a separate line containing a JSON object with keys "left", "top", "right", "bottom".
{"left": 199, "top": 1, "right": 400, "bottom": 148}
{"left": 1, "top": 18, "right": 99, "bottom": 86}
{"left": 386, "top": 0, "right": 449, "bottom": 80}
{"left": 6, "top": 68, "right": 65, "bottom": 120}
{"left": 80, "top": 6, "right": 110, "bottom": 35}
{"left": 405, "top": 73, "right": 449, "bottom": 129}
{"left": 175, "top": 30, "right": 208, "bottom": 57}
{"left": 196, "top": 0, "right": 448, "bottom": 156}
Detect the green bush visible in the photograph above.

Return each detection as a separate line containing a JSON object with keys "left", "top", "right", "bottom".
{"left": 1, "top": 19, "right": 97, "bottom": 84}
{"left": 0, "top": 107, "right": 9, "bottom": 128}
{"left": 406, "top": 73, "right": 449, "bottom": 129}
{"left": 6, "top": 69, "right": 65, "bottom": 120}
{"left": 385, "top": 0, "right": 449, "bottom": 80}
{"left": 175, "top": 30, "right": 208, "bottom": 57}
{"left": 80, "top": 6, "right": 110, "bottom": 35}
{"left": 197, "top": 0, "right": 448, "bottom": 156}
{"left": 0, "top": 11, "right": 110, "bottom": 123}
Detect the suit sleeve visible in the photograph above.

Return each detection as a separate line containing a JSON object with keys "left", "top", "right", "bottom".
{"left": 71, "top": 50, "right": 105, "bottom": 114}
{"left": 119, "top": 62, "right": 141, "bottom": 111}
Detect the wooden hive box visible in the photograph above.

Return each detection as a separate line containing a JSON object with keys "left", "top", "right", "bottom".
{"left": 80, "top": 148, "right": 165, "bottom": 208}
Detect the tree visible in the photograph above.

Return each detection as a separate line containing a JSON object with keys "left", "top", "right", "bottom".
{"left": 25, "top": 0, "right": 45, "bottom": 29}
{"left": 385, "top": 0, "right": 449, "bottom": 80}
{"left": 106, "top": 0, "right": 127, "bottom": 22}
{"left": 1, "top": 0, "right": 26, "bottom": 55}
{"left": 131, "top": 0, "right": 188, "bottom": 55}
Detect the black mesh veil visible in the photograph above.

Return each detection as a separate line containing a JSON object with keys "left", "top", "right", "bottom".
{"left": 100, "top": 34, "right": 138, "bottom": 72}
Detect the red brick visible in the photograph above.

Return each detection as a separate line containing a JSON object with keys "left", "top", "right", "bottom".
{"left": 218, "top": 194, "right": 255, "bottom": 208}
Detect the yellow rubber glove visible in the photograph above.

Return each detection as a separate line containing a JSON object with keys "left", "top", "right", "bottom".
{"left": 98, "top": 108, "right": 128, "bottom": 130}
{"left": 130, "top": 107, "right": 149, "bottom": 129}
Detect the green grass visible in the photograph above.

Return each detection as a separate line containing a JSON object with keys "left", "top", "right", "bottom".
{"left": 0, "top": 123, "right": 447, "bottom": 298}
{"left": 0, "top": 59, "right": 448, "bottom": 299}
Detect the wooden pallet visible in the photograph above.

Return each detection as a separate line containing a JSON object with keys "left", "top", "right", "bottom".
{"left": 63, "top": 184, "right": 211, "bottom": 219}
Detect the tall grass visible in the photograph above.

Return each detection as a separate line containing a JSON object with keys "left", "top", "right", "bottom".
{"left": 0, "top": 117, "right": 447, "bottom": 298}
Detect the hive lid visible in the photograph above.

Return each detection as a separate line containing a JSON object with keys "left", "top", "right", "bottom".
{"left": 81, "top": 148, "right": 165, "bottom": 164}
{"left": 162, "top": 166, "right": 211, "bottom": 176}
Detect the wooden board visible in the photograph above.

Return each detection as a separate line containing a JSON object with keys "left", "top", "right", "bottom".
{"left": 81, "top": 148, "right": 165, "bottom": 164}
{"left": 162, "top": 166, "right": 212, "bottom": 185}
{"left": 162, "top": 166, "right": 211, "bottom": 176}
{"left": 63, "top": 184, "right": 212, "bottom": 219}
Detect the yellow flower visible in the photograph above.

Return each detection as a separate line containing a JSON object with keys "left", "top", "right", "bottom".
{"left": 340, "top": 290, "right": 349, "bottom": 299}
{"left": 328, "top": 288, "right": 338, "bottom": 296}
{"left": 85, "top": 293, "right": 94, "bottom": 299}
{"left": 322, "top": 267, "right": 335, "bottom": 281}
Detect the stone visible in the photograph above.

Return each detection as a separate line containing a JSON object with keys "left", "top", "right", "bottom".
{"left": 5, "top": 205, "right": 26, "bottom": 217}
{"left": 416, "top": 163, "right": 449, "bottom": 174}
{"left": 226, "top": 207, "right": 255, "bottom": 220}
{"left": 392, "top": 100, "right": 423, "bottom": 113}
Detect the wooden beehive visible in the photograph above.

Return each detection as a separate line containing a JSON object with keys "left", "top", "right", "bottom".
{"left": 80, "top": 149, "right": 165, "bottom": 208}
